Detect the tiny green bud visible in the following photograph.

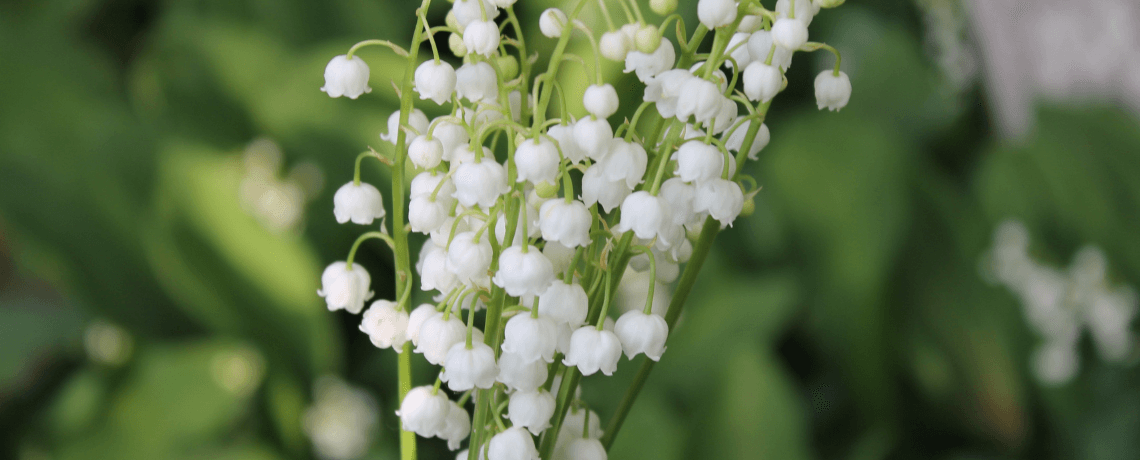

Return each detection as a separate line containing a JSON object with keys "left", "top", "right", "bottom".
{"left": 634, "top": 25, "right": 661, "bottom": 54}
{"left": 650, "top": 0, "right": 677, "bottom": 16}
{"left": 497, "top": 55, "right": 519, "bottom": 80}
{"left": 535, "top": 181, "right": 559, "bottom": 198}
{"left": 815, "top": 0, "right": 846, "bottom": 8}
{"left": 445, "top": 11, "right": 460, "bottom": 31}
{"left": 448, "top": 33, "right": 467, "bottom": 57}
{"left": 514, "top": 133, "right": 527, "bottom": 146}
{"left": 740, "top": 196, "right": 755, "bottom": 217}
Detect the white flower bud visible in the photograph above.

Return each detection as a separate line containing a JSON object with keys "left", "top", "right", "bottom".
{"left": 321, "top": 55, "right": 371, "bottom": 99}
{"left": 333, "top": 181, "right": 386, "bottom": 225}
{"left": 539, "top": 8, "right": 567, "bottom": 38}
{"left": 539, "top": 199, "right": 592, "bottom": 248}
{"left": 548, "top": 124, "right": 585, "bottom": 164}
{"left": 507, "top": 390, "right": 556, "bottom": 436}
{"left": 488, "top": 427, "right": 539, "bottom": 460}
{"left": 624, "top": 38, "right": 676, "bottom": 82}
{"left": 613, "top": 310, "right": 669, "bottom": 360}
{"left": 318, "top": 261, "right": 373, "bottom": 314}
{"left": 449, "top": 32, "right": 468, "bottom": 57}
{"left": 559, "top": 438, "right": 607, "bottom": 460}
{"left": 674, "top": 140, "right": 724, "bottom": 183}
{"left": 411, "top": 171, "right": 455, "bottom": 203}
{"left": 693, "top": 178, "right": 744, "bottom": 227}
{"left": 409, "top": 196, "right": 450, "bottom": 234}
{"left": 515, "top": 138, "right": 561, "bottom": 185}
{"left": 397, "top": 386, "right": 450, "bottom": 437}
{"left": 726, "top": 32, "right": 753, "bottom": 70}
{"left": 598, "top": 139, "right": 647, "bottom": 189}
{"left": 725, "top": 120, "right": 770, "bottom": 161}
{"left": 771, "top": 18, "right": 808, "bottom": 50}
{"left": 583, "top": 84, "right": 619, "bottom": 119}
{"left": 406, "top": 303, "right": 438, "bottom": 346}
{"left": 414, "top": 312, "right": 468, "bottom": 365}
{"left": 453, "top": 0, "right": 499, "bottom": 29}
{"left": 777, "top": 0, "right": 820, "bottom": 24}
{"left": 633, "top": 24, "right": 661, "bottom": 54}
{"left": 539, "top": 280, "right": 589, "bottom": 326}
{"left": 497, "top": 351, "right": 549, "bottom": 392}
{"left": 650, "top": 0, "right": 677, "bottom": 15}
{"left": 489, "top": 0, "right": 516, "bottom": 7}
{"left": 415, "top": 60, "right": 457, "bottom": 105}
{"left": 382, "top": 109, "right": 430, "bottom": 144}
{"left": 658, "top": 178, "right": 696, "bottom": 226}
{"left": 711, "top": 97, "right": 739, "bottom": 134}
{"left": 419, "top": 244, "right": 458, "bottom": 293}
{"left": 453, "top": 158, "right": 509, "bottom": 208}
{"left": 697, "top": 0, "right": 737, "bottom": 28}
{"left": 743, "top": 61, "right": 782, "bottom": 102}
{"left": 409, "top": 135, "right": 444, "bottom": 169}
{"left": 502, "top": 313, "right": 559, "bottom": 364}
{"left": 562, "top": 326, "right": 622, "bottom": 376}
{"left": 580, "top": 163, "right": 631, "bottom": 213}
{"left": 674, "top": 77, "right": 723, "bottom": 123}
{"left": 446, "top": 231, "right": 493, "bottom": 286}
{"left": 359, "top": 300, "right": 409, "bottom": 351}
{"left": 557, "top": 407, "right": 603, "bottom": 446}
{"left": 543, "top": 241, "right": 576, "bottom": 275}
{"left": 614, "top": 191, "right": 668, "bottom": 241}
{"left": 814, "top": 70, "right": 852, "bottom": 111}
{"left": 431, "top": 215, "right": 473, "bottom": 249}
{"left": 572, "top": 117, "right": 613, "bottom": 160}
{"left": 599, "top": 30, "right": 631, "bottom": 62}
{"left": 442, "top": 341, "right": 499, "bottom": 391}
{"left": 440, "top": 402, "right": 471, "bottom": 451}
{"left": 494, "top": 246, "right": 556, "bottom": 298}
{"left": 464, "top": 20, "right": 501, "bottom": 57}
{"left": 814, "top": 0, "right": 845, "bottom": 9}
{"left": 749, "top": 31, "right": 794, "bottom": 70}
{"left": 643, "top": 69, "right": 691, "bottom": 118}
{"left": 738, "top": 14, "right": 764, "bottom": 33}
{"left": 456, "top": 62, "right": 499, "bottom": 103}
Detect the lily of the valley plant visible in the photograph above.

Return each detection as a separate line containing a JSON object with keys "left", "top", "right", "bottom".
{"left": 318, "top": 0, "right": 851, "bottom": 458}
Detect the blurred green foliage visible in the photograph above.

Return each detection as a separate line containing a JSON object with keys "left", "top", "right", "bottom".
{"left": 2, "top": 0, "right": 1139, "bottom": 459}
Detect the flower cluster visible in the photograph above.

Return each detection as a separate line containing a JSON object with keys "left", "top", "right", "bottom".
{"left": 318, "top": 0, "right": 851, "bottom": 458}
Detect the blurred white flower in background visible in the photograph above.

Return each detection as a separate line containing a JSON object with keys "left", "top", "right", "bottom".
{"left": 83, "top": 320, "right": 133, "bottom": 366}
{"left": 238, "top": 138, "right": 324, "bottom": 233}
{"left": 302, "top": 376, "right": 378, "bottom": 460}
{"left": 210, "top": 346, "right": 266, "bottom": 397}
{"left": 983, "top": 220, "right": 1138, "bottom": 385}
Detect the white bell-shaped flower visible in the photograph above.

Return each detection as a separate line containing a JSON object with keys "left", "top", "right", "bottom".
{"left": 693, "top": 178, "right": 745, "bottom": 227}
{"left": 415, "top": 60, "right": 457, "bottom": 105}
{"left": 598, "top": 139, "right": 647, "bottom": 189}
{"left": 464, "top": 20, "right": 501, "bottom": 57}
{"left": 771, "top": 18, "right": 809, "bottom": 50}
{"left": 540, "top": 8, "right": 567, "bottom": 38}
{"left": 449, "top": 144, "right": 485, "bottom": 169}
{"left": 726, "top": 32, "right": 753, "bottom": 70}
{"left": 409, "top": 195, "right": 451, "bottom": 234}
{"left": 507, "top": 390, "right": 556, "bottom": 436}
{"left": 321, "top": 55, "right": 371, "bottom": 99}
{"left": 599, "top": 30, "right": 631, "bottom": 62}
{"left": 572, "top": 118, "right": 613, "bottom": 160}
{"left": 442, "top": 341, "right": 499, "bottom": 391}
{"left": 674, "top": 140, "right": 724, "bottom": 183}
{"left": 446, "top": 231, "right": 493, "bottom": 286}
{"left": 515, "top": 138, "right": 561, "bottom": 185}
{"left": 501, "top": 313, "right": 559, "bottom": 363}
{"left": 711, "top": 97, "right": 739, "bottom": 134}
{"left": 409, "top": 135, "right": 444, "bottom": 169}
{"left": 613, "top": 310, "right": 669, "bottom": 360}
{"left": 698, "top": 0, "right": 737, "bottom": 28}
{"left": 415, "top": 312, "right": 469, "bottom": 364}
{"left": 814, "top": 71, "right": 851, "bottom": 111}
{"left": 557, "top": 407, "right": 604, "bottom": 446}
{"left": 406, "top": 303, "right": 438, "bottom": 346}
{"left": 548, "top": 124, "right": 585, "bottom": 164}
{"left": 495, "top": 202, "right": 541, "bottom": 247}
{"left": 643, "top": 69, "right": 691, "bottom": 118}
{"left": 743, "top": 61, "right": 782, "bottom": 102}
{"left": 674, "top": 77, "right": 723, "bottom": 123}
{"left": 624, "top": 38, "right": 676, "bottom": 82}
{"left": 410, "top": 168, "right": 454, "bottom": 202}
{"left": 434, "top": 120, "right": 471, "bottom": 161}
{"left": 776, "top": 0, "right": 819, "bottom": 24}
{"left": 497, "top": 350, "right": 549, "bottom": 392}
{"left": 456, "top": 62, "right": 499, "bottom": 103}
{"left": 658, "top": 178, "right": 697, "bottom": 226}
{"left": 614, "top": 192, "right": 668, "bottom": 241}
{"left": 538, "top": 199, "right": 592, "bottom": 248}
{"left": 725, "top": 120, "right": 770, "bottom": 161}
{"left": 431, "top": 214, "right": 473, "bottom": 248}
{"left": 580, "top": 164, "right": 631, "bottom": 213}
{"left": 440, "top": 401, "right": 472, "bottom": 451}
{"left": 397, "top": 386, "right": 450, "bottom": 437}
{"left": 562, "top": 326, "right": 622, "bottom": 376}
{"left": 583, "top": 84, "right": 619, "bottom": 119}
{"left": 359, "top": 300, "right": 409, "bottom": 351}
{"left": 488, "top": 427, "right": 539, "bottom": 460}
{"left": 494, "top": 246, "right": 556, "bottom": 298}
{"left": 453, "top": 0, "right": 499, "bottom": 28}
{"left": 382, "top": 109, "right": 430, "bottom": 144}
{"left": 557, "top": 438, "right": 608, "bottom": 460}
{"left": 747, "top": 29, "right": 793, "bottom": 70}
{"left": 544, "top": 241, "right": 576, "bottom": 275}
{"left": 555, "top": 322, "right": 575, "bottom": 354}
{"left": 333, "top": 181, "right": 386, "bottom": 224}
{"left": 539, "top": 280, "right": 589, "bottom": 326}
{"left": 453, "top": 158, "right": 509, "bottom": 208}
{"left": 318, "top": 261, "right": 373, "bottom": 314}
{"left": 420, "top": 244, "right": 459, "bottom": 293}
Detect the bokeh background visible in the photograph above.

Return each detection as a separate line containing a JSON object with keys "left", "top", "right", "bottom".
{"left": 3, "top": 0, "right": 1140, "bottom": 459}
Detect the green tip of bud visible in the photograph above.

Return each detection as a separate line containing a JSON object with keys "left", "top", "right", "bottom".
{"left": 816, "top": 0, "right": 846, "bottom": 8}
{"left": 535, "top": 181, "right": 559, "bottom": 199}
{"left": 497, "top": 55, "right": 520, "bottom": 80}
{"left": 448, "top": 33, "right": 467, "bottom": 57}
{"left": 740, "top": 196, "right": 755, "bottom": 217}
{"left": 634, "top": 25, "right": 661, "bottom": 54}
{"left": 445, "top": 11, "right": 460, "bottom": 30}
{"left": 650, "top": 0, "right": 677, "bottom": 16}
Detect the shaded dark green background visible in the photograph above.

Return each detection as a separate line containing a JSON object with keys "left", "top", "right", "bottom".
{"left": 2, "top": 0, "right": 1139, "bottom": 459}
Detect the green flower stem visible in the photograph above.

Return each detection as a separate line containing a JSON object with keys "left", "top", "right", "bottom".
{"left": 345, "top": 231, "right": 396, "bottom": 268}
{"left": 534, "top": 0, "right": 592, "bottom": 128}
{"left": 346, "top": 39, "right": 409, "bottom": 60}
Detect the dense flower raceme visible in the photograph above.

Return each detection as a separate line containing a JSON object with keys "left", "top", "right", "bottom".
{"left": 318, "top": 0, "right": 852, "bottom": 456}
